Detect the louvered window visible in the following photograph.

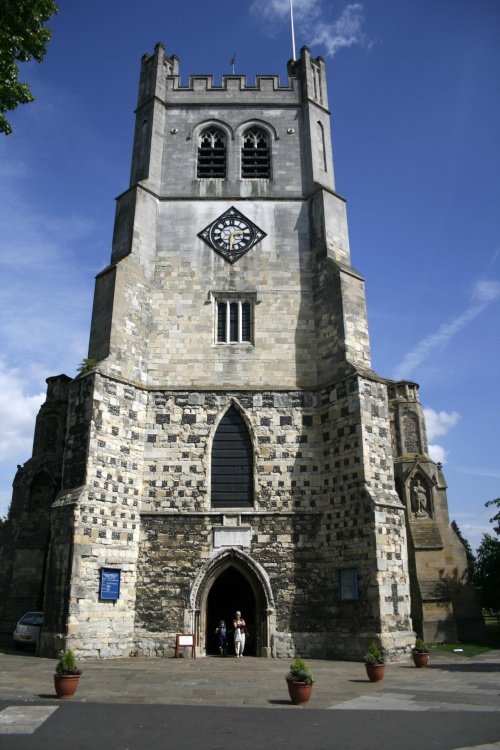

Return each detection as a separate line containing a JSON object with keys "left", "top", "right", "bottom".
{"left": 211, "top": 407, "right": 253, "bottom": 508}
{"left": 197, "top": 127, "right": 226, "bottom": 178}
{"left": 217, "top": 300, "right": 252, "bottom": 344}
{"left": 241, "top": 127, "right": 270, "bottom": 178}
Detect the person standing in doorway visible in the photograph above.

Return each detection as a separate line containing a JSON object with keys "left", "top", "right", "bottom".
{"left": 233, "top": 610, "right": 246, "bottom": 658}
{"left": 215, "top": 619, "right": 228, "bottom": 656}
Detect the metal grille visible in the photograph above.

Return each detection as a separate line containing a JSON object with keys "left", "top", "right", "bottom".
{"left": 197, "top": 127, "right": 226, "bottom": 178}
{"left": 241, "top": 127, "right": 270, "bottom": 178}
{"left": 211, "top": 406, "right": 253, "bottom": 508}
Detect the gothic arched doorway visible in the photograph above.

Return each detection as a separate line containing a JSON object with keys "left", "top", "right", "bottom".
{"left": 190, "top": 548, "right": 275, "bottom": 657}
{"left": 206, "top": 566, "right": 256, "bottom": 655}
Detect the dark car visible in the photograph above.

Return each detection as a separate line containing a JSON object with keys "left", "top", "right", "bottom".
{"left": 12, "top": 611, "right": 44, "bottom": 649}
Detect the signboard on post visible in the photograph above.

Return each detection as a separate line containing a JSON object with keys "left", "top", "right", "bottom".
{"left": 175, "top": 634, "right": 196, "bottom": 659}
{"left": 99, "top": 568, "right": 121, "bottom": 601}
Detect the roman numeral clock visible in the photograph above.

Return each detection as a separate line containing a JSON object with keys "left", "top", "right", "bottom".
{"left": 198, "top": 206, "right": 266, "bottom": 263}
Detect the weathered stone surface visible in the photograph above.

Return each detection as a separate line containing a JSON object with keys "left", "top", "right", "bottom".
{"left": 0, "top": 45, "right": 481, "bottom": 662}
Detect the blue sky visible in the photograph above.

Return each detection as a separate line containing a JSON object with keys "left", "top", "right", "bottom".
{"left": 0, "top": 0, "right": 499, "bottom": 549}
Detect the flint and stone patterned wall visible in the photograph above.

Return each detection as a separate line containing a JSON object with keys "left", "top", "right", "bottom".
{"left": 39, "top": 369, "right": 412, "bottom": 660}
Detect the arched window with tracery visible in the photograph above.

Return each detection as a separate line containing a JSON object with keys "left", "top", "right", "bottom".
{"left": 211, "top": 406, "right": 253, "bottom": 508}
{"left": 241, "top": 127, "right": 270, "bottom": 178}
{"left": 197, "top": 126, "right": 226, "bottom": 178}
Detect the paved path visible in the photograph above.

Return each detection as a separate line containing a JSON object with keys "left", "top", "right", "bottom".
{"left": 0, "top": 649, "right": 499, "bottom": 749}
{"left": 0, "top": 647, "right": 499, "bottom": 710}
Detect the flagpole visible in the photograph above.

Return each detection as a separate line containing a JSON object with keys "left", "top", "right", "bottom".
{"left": 290, "top": 0, "right": 296, "bottom": 61}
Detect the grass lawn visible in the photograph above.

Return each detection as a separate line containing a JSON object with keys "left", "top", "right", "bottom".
{"left": 430, "top": 615, "right": 500, "bottom": 657}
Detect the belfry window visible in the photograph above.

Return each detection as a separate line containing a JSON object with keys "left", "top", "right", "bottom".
{"left": 216, "top": 299, "right": 252, "bottom": 344}
{"left": 211, "top": 406, "right": 253, "bottom": 508}
{"left": 241, "top": 127, "right": 270, "bottom": 178}
{"left": 197, "top": 127, "right": 226, "bottom": 178}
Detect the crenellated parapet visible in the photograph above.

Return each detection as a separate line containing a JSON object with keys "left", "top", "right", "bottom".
{"left": 136, "top": 42, "right": 329, "bottom": 109}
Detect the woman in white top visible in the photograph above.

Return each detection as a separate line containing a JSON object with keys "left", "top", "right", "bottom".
{"left": 233, "top": 611, "right": 246, "bottom": 658}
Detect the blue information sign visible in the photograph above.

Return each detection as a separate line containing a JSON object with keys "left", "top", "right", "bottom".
{"left": 100, "top": 568, "right": 121, "bottom": 600}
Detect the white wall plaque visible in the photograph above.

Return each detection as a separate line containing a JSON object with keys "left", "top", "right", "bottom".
{"left": 213, "top": 526, "right": 251, "bottom": 548}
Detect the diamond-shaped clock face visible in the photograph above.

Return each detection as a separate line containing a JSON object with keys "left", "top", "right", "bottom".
{"left": 198, "top": 206, "right": 266, "bottom": 264}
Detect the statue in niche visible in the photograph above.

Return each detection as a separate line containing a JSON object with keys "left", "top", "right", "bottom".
{"left": 412, "top": 478, "right": 429, "bottom": 518}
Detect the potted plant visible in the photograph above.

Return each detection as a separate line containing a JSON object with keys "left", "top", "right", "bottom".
{"left": 412, "top": 638, "right": 430, "bottom": 667}
{"left": 365, "top": 641, "right": 385, "bottom": 682}
{"left": 54, "top": 649, "right": 82, "bottom": 699}
{"left": 285, "top": 657, "right": 314, "bottom": 705}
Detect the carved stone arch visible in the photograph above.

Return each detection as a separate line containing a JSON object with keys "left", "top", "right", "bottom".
{"left": 188, "top": 548, "right": 275, "bottom": 657}
{"left": 190, "top": 548, "right": 275, "bottom": 610}
{"left": 188, "top": 119, "right": 235, "bottom": 142}
{"left": 236, "top": 118, "right": 279, "bottom": 142}
{"left": 208, "top": 397, "right": 257, "bottom": 447}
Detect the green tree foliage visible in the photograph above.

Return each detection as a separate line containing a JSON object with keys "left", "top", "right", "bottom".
{"left": 485, "top": 497, "right": 500, "bottom": 535}
{"left": 474, "top": 533, "right": 500, "bottom": 614}
{"left": 451, "top": 519, "right": 476, "bottom": 577}
{"left": 0, "top": 0, "right": 58, "bottom": 135}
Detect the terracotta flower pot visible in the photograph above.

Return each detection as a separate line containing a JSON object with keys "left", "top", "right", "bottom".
{"left": 365, "top": 663, "right": 385, "bottom": 682}
{"left": 412, "top": 651, "right": 429, "bottom": 668}
{"left": 286, "top": 679, "right": 313, "bottom": 705}
{"left": 54, "top": 673, "right": 81, "bottom": 700}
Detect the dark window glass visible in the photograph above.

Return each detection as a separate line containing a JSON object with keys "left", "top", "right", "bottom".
{"left": 242, "top": 127, "right": 270, "bottom": 178}
{"left": 216, "top": 299, "right": 253, "bottom": 344}
{"left": 197, "top": 127, "right": 226, "bottom": 178}
{"left": 217, "top": 302, "right": 226, "bottom": 342}
{"left": 211, "top": 406, "right": 253, "bottom": 508}
{"left": 241, "top": 302, "right": 250, "bottom": 341}
{"left": 229, "top": 303, "right": 238, "bottom": 342}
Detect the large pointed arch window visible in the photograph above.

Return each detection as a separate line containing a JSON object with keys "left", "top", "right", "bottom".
{"left": 241, "top": 127, "right": 270, "bottom": 178}
{"left": 211, "top": 406, "right": 253, "bottom": 508}
{"left": 197, "top": 126, "right": 226, "bottom": 178}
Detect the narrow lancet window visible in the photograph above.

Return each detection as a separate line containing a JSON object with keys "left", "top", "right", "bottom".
{"left": 241, "top": 127, "right": 270, "bottom": 178}
{"left": 197, "top": 127, "right": 226, "bottom": 178}
{"left": 211, "top": 406, "right": 253, "bottom": 508}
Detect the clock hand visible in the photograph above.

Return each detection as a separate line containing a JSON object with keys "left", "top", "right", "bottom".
{"left": 229, "top": 229, "right": 245, "bottom": 251}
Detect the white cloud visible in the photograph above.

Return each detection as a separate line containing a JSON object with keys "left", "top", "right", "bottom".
{"left": 250, "top": 1, "right": 369, "bottom": 57}
{"left": 457, "top": 466, "right": 500, "bottom": 480}
{"left": 251, "top": 0, "right": 320, "bottom": 23}
{"left": 0, "top": 360, "right": 45, "bottom": 462}
{"left": 393, "top": 279, "right": 500, "bottom": 380}
{"left": 471, "top": 279, "right": 500, "bottom": 304}
{"left": 423, "top": 408, "right": 460, "bottom": 440}
{"left": 310, "top": 4, "right": 367, "bottom": 57}
{"left": 423, "top": 408, "right": 460, "bottom": 465}
{"left": 428, "top": 443, "right": 448, "bottom": 465}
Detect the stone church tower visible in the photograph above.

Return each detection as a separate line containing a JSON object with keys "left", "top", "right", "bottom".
{"left": 0, "top": 44, "right": 482, "bottom": 659}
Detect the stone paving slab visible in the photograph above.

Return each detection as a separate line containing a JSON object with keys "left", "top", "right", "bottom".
{"left": 0, "top": 649, "right": 499, "bottom": 710}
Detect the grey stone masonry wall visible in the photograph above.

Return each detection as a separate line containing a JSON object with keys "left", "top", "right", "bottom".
{"left": 134, "top": 512, "right": 324, "bottom": 658}
{"left": 41, "top": 372, "right": 147, "bottom": 658}
{"left": 141, "top": 389, "right": 319, "bottom": 514}
{"left": 309, "top": 374, "right": 412, "bottom": 661}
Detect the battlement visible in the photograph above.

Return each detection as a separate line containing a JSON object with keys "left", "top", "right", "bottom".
{"left": 165, "top": 73, "right": 299, "bottom": 94}
{"left": 137, "top": 42, "right": 327, "bottom": 108}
